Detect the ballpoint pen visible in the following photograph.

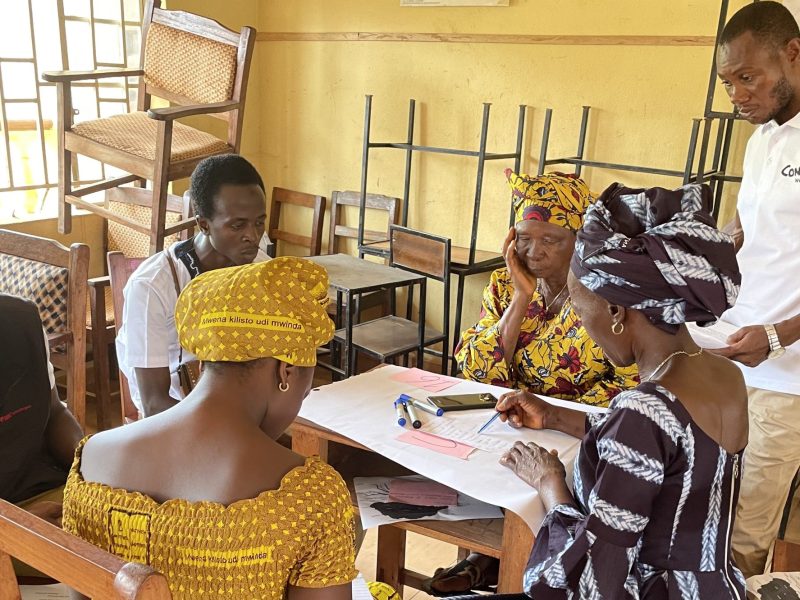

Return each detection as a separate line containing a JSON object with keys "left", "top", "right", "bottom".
{"left": 476, "top": 410, "right": 501, "bottom": 434}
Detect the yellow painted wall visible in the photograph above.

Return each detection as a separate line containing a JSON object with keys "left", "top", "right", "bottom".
{"left": 8, "top": 0, "right": 758, "bottom": 336}
{"left": 251, "top": 0, "right": 754, "bottom": 329}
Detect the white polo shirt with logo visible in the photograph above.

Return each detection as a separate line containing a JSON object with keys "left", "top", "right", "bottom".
{"left": 718, "top": 110, "right": 800, "bottom": 395}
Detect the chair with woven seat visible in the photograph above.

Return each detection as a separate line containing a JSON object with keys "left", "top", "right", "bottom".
{"left": 0, "top": 499, "right": 171, "bottom": 599}
{"left": 267, "top": 187, "right": 326, "bottom": 258}
{"left": 0, "top": 230, "right": 89, "bottom": 428}
{"left": 43, "top": 0, "right": 255, "bottom": 254}
{"left": 87, "top": 187, "right": 193, "bottom": 430}
{"left": 333, "top": 225, "right": 452, "bottom": 375}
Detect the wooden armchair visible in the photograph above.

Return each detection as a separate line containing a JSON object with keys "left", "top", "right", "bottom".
{"left": 88, "top": 187, "right": 193, "bottom": 430}
{"left": 0, "top": 499, "right": 171, "bottom": 599}
{"left": 42, "top": 0, "right": 255, "bottom": 254}
{"left": 267, "top": 188, "right": 326, "bottom": 258}
{"left": 107, "top": 252, "right": 147, "bottom": 424}
{"left": 0, "top": 230, "right": 89, "bottom": 428}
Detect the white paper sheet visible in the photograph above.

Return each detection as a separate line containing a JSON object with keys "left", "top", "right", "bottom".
{"left": 687, "top": 320, "right": 739, "bottom": 349}
{"left": 299, "top": 365, "right": 606, "bottom": 532}
{"left": 352, "top": 575, "right": 373, "bottom": 600}
{"left": 419, "top": 409, "right": 575, "bottom": 454}
{"left": 20, "top": 585, "right": 70, "bottom": 600}
{"left": 354, "top": 475, "right": 503, "bottom": 528}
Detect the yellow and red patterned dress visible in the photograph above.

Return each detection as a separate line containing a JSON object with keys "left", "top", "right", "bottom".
{"left": 455, "top": 268, "right": 638, "bottom": 407}
{"left": 63, "top": 439, "right": 357, "bottom": 599}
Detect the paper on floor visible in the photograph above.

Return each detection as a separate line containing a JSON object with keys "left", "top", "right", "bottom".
{"left": 355, "top": 475, "right": 503, "bottom": 529}
{"left": 20, "top": 585, "right": 70, "bottom": 600}
{"left": 388, "top": 478, "right": 458, "bottom": 506}
{"left": 352, "top": 574, "right": 374, "bottom": 600}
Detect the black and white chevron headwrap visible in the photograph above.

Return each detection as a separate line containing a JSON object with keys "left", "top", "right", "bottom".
{"left": 570, "top": 182, "right": 741, "bottom": 334}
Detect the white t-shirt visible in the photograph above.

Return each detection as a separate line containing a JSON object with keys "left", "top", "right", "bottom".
{"left": 116, "top": 236, "right": 270, "bottom": 413}
{"left": 708, "top": 111, "right": 800, "bottom": 395}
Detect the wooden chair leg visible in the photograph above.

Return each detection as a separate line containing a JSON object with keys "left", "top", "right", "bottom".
{"left": 376, "top": 525, "right": 406, "bottom": 593}
{"left": 56, "top": 84, "right": 73, "bottom": 235}
{"left": 0, "top": 550, "right": 22, "bottom": 600}
{"left": 66, "top": 344, "right": 87, "bottom": 430}
{"left": 148, "top": 121, "right": 173, "bottom": 254}
{"left": 89, "top": 289, "right": 112, "bottom": 431}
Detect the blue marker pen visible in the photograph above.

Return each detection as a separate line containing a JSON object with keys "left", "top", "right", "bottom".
{"left": 409, "top": 397, "right": 444, "bottom": 417}
{"left": 394, "top": 399, "right": 407, "bottom": 427}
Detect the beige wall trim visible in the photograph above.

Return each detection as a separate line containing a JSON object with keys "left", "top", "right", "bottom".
{"left": 256, "top": 32, "right": 716, "bottom": 46}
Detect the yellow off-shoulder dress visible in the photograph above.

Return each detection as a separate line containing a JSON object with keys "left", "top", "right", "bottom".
{"left": 63, "top": 439, "right": 357, "bottom": 599}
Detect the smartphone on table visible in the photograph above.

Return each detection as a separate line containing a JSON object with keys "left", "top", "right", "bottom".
{"left": 425, "top": 392, "right": 498, "bottom": 412}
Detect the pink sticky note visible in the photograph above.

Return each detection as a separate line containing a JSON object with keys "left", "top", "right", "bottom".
{"left": 388, "top": 479, "right": 458, "bottom": 507}
{"left": 390, "top": 368, "right": 461, "bottom": 393}
{"left": 396, "top": 430, "right": 475, "bottom": 460}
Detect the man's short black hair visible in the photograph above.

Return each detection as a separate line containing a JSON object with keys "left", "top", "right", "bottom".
{"left": 190, "top": 154, "right": 265, "bottom": 219}
{"left": 720, "top": 1, "right": 800, "bottom": 53}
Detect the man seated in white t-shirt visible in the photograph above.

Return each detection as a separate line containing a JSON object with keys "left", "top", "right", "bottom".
{"left": 116, "top": 154, "right": 271, "bottom": 417}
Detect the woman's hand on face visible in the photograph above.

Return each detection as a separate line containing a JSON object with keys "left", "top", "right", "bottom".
{"left": 496, "top": 389, "right": 552, "bottom": 430}
{"left": 502, "top": 227, "right": 536, "bottom": 299}
{"left": 500, "top": 441, "right": 566, "bottom": 490}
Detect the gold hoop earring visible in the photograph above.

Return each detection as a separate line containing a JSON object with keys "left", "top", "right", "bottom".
{"left": 611, "top": 322, "right": 624, "bottom": 335}
{"left": 279, "top": 382, "right": 289, "bottom": 392}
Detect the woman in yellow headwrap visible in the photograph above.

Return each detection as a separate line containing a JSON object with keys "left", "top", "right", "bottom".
{"left": 62, "top": 257, "right": 358, "bottom": 600}
{"left": 456, "top": 170, "right": 639, "bottom": 405}
{"left": 427, "top": 172, "right": 639, "bottom": 595}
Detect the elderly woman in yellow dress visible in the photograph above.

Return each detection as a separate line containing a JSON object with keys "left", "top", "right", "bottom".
{"left": 456, "top": 170, "right": 639, "bottom": 406}
{"left": 428, "top": 172, "right": 639, "bottom": 595}
{"left": 63, "top": 257, "right": 357, "bottom": 600}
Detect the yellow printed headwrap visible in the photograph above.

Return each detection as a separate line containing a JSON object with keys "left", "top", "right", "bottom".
{"left": 506, "top": 169, "right": 593, "bottom": 232}
{"left": 175, "top": 257, "right": 334, "bottom": 366}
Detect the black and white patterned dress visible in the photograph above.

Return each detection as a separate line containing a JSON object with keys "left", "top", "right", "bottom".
{"left": 524, "top": 382, "right": 746, "bottom": 599}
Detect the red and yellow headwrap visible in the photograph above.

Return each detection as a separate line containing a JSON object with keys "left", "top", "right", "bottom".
{"left": 175, "top": 257, "right": 334, "bottom": 366}
{"left": 506, "top": 169, "right": 593, "bottom": 232}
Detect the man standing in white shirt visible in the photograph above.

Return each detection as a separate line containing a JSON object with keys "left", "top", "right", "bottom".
{"left": 116, "top": 154, "right": 271, "bottom": 417}
{"left": 714, "top": 1, "right": 800, "bottom": 577}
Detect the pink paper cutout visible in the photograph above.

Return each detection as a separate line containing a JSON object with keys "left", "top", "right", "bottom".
{"left": 396, "top": 430, "right": 475, "bottom": 460}
{"left": 388, "top": 479, "right": 458, "bottom": 506}
{"left": 390, "top": 368, "right": 461, "bottom": 393}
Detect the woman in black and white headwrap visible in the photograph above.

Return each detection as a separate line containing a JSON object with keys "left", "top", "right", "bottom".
{"left": 494, "top": 182, "right": 749, "bottom": 599}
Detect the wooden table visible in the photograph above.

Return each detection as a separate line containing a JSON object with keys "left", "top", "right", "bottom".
{"left": 291, "top": 416, "right": 535, "bottom": 594}
{"left": 309, "top": 254, "right": 426, "bottom": 377}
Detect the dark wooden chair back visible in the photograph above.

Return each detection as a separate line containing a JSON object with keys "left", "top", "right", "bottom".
{"left": 328, "top": 191, "right": 400, "bottom": 254}
{"left": 0, "top": 499, "right": 171, "bottom": 599}
{"left": 267, "top": 188, "right": 326, "bottom": 258}
{"left": 0, "top": 230, "right": 89, "bottom": 427}
{"left": 390, "top": 225, "right": 451, "bottom": 283}
{"left": 108, "top": 251, "right": 146, "bottom": 424}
